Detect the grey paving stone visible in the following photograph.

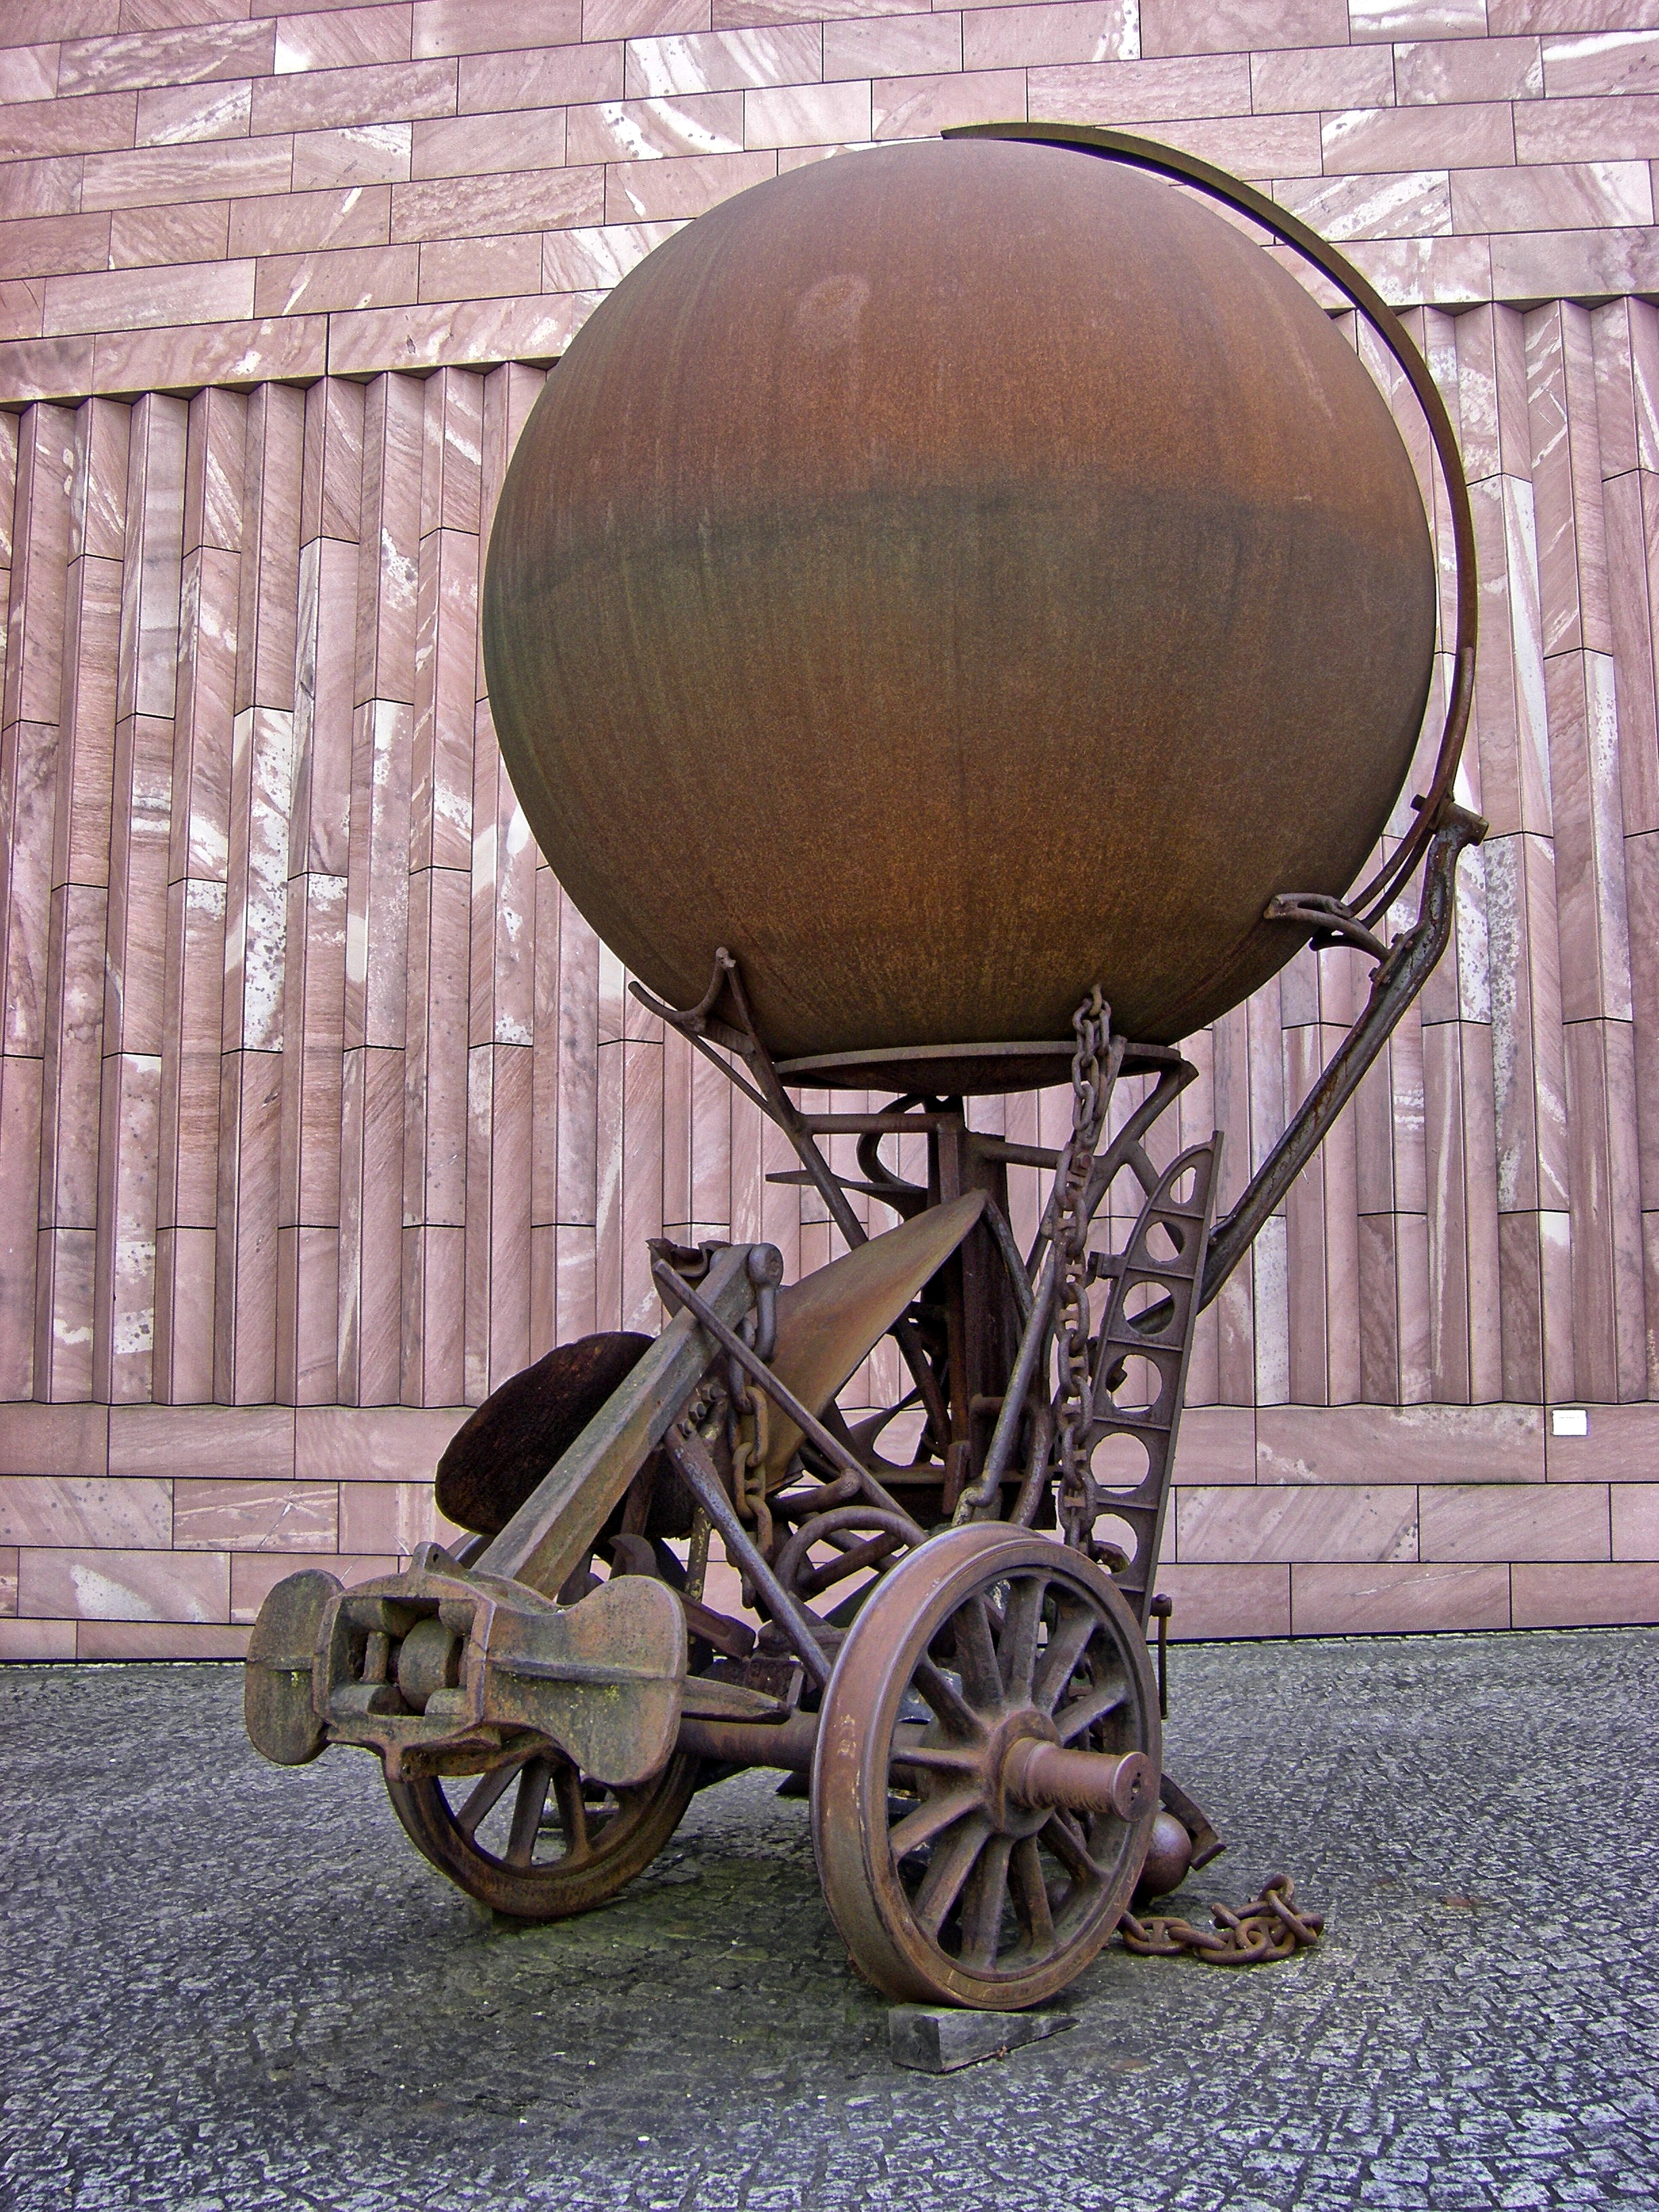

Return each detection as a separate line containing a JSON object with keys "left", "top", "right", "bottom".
{"left": 1, "top": 1630, "right": 1656, "bottom": 2209}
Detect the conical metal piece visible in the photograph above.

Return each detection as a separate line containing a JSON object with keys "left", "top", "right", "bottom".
{"left": 762, "top": 1191, "right": 986, "bottom": 1481}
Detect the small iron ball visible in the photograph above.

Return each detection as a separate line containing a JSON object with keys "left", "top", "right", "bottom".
{"left": 1132, "top": 1811, "right": 1195, "bottom": 1908}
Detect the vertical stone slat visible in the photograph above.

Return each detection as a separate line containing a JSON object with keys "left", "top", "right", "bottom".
{"left": 155, "top": 387, "right": 243, "bottom": 1405}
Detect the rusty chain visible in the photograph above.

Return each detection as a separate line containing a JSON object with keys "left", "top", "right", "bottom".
{"left": 1119, "top": 1874, "right": 1325, "bottom": 1965}
{"left": 1054, "top": 987, "right": 1122, "bottom": 1551}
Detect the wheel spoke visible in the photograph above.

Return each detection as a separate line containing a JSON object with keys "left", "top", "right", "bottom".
{"left": 1042, "top": 1809, "right": 1106, "bottom": 1884}
{"left": 455, "top": 1757, "right": 524, "bottom": 1841}
{"left": 505, "top": 1756, "right": 553, "bottom": 1867}
{"left": 888, "top": 1784, "right": 982, "bottom": 1861}
{"left": 890, "top": 1733, "right": 982, "bottom": 1775}
{"left": 1053, "top": 1675, "right": 1129, "bottom": 1743}
{"left": 912, "top": 1811, "right": 993, "bottom": 1936}
{"left": 997, "top": 1574, "right": 1046, "bottom": 1700}
{"left": 958, "top": 1835, "right": 1014, "bottom": 1970}
{"left": 1010, "top": 1835, "right": 1057, "bottom": 1957}
{"left": 1033, "top": 1600, "right": 1100, "bottom": 1713}
{"left": 912, "top": 1657, "right": 982, "bottom": 1738}
{"left": 551, "top": 1762, "right": 593, "bottom": 1864}
{"left": 949, "top": 1594, "right": 1001, "bottom": 1705}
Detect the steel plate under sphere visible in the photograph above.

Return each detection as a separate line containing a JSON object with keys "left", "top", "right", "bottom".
{"left": 483, "top": 137, "right": 1437, "bottom": 1062}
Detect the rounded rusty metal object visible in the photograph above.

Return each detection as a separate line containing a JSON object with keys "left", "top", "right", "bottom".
{"left": 811, "top": 1523, "right": 1160, "bottom": 2008}
{"left": 484, "top": 137, "right": 1436, "bottom": 1059}
{"left": 1133, "top": 1807, "right": 1196, "bottom": 1907}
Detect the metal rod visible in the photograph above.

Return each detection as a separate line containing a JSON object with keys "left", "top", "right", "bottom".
{"left": 1201, "top": 805, "right": 1484, "bottom": 1307}
{"left": 953, "top": 1248, "right": 1057, "bottom": 1521}
{"left": 664, "top": 1430, "right": 834, "bottom": 1689}
{"left": 653, "top": 1260, "right": 926, "bottom": 1545}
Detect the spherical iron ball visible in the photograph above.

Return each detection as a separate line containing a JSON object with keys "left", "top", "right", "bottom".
{"left": 484, "top": 138, "right": 1435, "bottom": 1061}
{"left": 1134, "top": 1809, "right": 1196, "bottom": 1907}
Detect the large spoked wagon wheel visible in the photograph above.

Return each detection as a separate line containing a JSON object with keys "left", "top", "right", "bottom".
{"left": 387, "top": 1745, "right": 701, "bottom": 1921}
{"left": 813, "top": 1523, "right": 1160, "bottom": 2009}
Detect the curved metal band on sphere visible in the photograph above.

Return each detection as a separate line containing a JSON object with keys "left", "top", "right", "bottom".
{"left": 482, "top": 136, "right": 1439, "bottom": 1061}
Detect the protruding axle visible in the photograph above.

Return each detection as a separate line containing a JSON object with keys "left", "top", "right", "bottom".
{"left": 1002, "top": 1740, "right": 1155, "bottom": 1822}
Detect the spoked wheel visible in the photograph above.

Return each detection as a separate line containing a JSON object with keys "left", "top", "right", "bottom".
{"left": 813, "top": 1523, "right": 1160, "bottom": 2009}
{"left": 386, "top": 1745, "right": 701, "bottom": 1921}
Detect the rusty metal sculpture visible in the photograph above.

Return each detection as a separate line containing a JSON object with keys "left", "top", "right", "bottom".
{"left": 245, "top": 127, "right": 1481, "bottom": 2013}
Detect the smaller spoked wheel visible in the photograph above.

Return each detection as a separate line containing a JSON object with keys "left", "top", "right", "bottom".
{"left": 387, "top": 1746, "right": 701, "bottom": 1921}
{"left": 813, "top": 1523, "right": 1160, "bottom": 2009}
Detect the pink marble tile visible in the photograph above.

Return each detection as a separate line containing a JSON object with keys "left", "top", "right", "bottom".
{"left": 457, "top": 43, "right": 623, "bottom": 110}
{"left": 1511, "top": 1559, "right": 1659, "bottom": 1624}
{"left": 1349, "top": 0, "right": 1486, "bottom": 34}
{"left": 91, "top": 314, "right": 327, "bottom": 396}
{"left": 587, "top": 0, "right": 710, "bottom": 35}
{"left": 0, "top": 160, "right": 84, "bottom": 222}
{"left": 1421, "top": 1478, "right": 1610, "bottom": 1559}
{"left": 109, "top": 200, "right": 232, "bottom": 266}
{"left": 1514, "top": 91, "right": 1659, "bottom": 162}
{"left": 1151, "top": 1563, "right": 1290, "bottom": 1640}
{"left": 20, "top": 1542, "right": 228, "bottom": 1619}
{"left": 0, "top": 1618, "right": 76, "bottom": 1659}
{"left": 0, "top": 91, "right": 138, "bottom": 159}
{"left": 1257, "top": 1401, "right": 1545, "bottom": 1483}
{"left": 58, "top": 20, "right": 272, "bottom": 94}
{"left": 400, "top": 1219, "right": 465, "bottom": 1404}
{"left": 274, "top": 5, "right": 413, "bottom": 72}
{"left": 1456, "top": 158, "right": 1652, "bottom": 234}
{"left": 291, "top": 121, "right": 412, "bottom": 186}
{"left": 0, "top": 1062, "right": 44, "bottom": 1403}
{"left": 1248, "top": 41, "right": 1393, "bottom": 111}
{"left": 1612, "top": 1481, "right": 1659, "bottom": 1555}
{"left": 1292, "top": 1561, "right": 1510, "bottom": 1633}
{"left": 871, "top": 66, "right": 1025, "bottom": 136}
{"left": 409, "top": 529, "right": 476, "bottom": 869}
{"left": 960, "top": 3, "right": 1132, "bottom": 68}
{"left": 255, "top": 241, "right": 417, "bottom": 315}
{"left": 1141, "top": 0, "right": 1345, "bottom": 52}
{"left": 295, "top": 1401, "right": 466, "bottom": 1477}
{"left": 1022, "top": 51, "right": 1249, "bottom": 123}
{"left": 229, "top": 1548, "right": 396, "bottom": 1620}
{"left": 628, "top": 24, "right": 821, "bottom": 93}
{"left": 110, "top": 1401, "right": 293, "bottom": 1475}
{"left": 329, "top": 289, "right": 595, "bottom": 373}
{"left": 291, "top": 534, "right": 356, "bottom": 869}
{"left": 0, "top": 211, "right": 113, "bottom": 279}
{"left": 1495, "top": 224, "right": 1659, "bottom": 298}
{"left": 1545, "top": 1397, "right": 1659, "bottom": 1477}
{"left": 133, "top": 76, "right": 254, "bottom": 149}
{"left": 0, "top": 1474, "right": 168, "bottom": 1545}
{"left": 0, "top": 1401, "right": 108, "bottom": 1477}
{"left": 0, "top": 47, "right": 59, "bottom": 105}
{"left": 745, "top": 79, "right": 869, "bottom": 144}
{"left": 3, "top": 0, "right": 118, "bottom": 39}
{"left": 411, "top": 106, "right": 567, "bottom": 178}
{"left": 250, "top": 57, "right": 457, "bottom": 135}
{"left": 1276, "top": 169, "right": 1452, "bottom": 240}
{"left": 1322, "top": 100, "right": 1515, "bottom": 175}
{"left": 1398, "top": 34, "right": 1544, "bottom": 103}
{"left": 602, "top": 144, "right": 773, "bottom": 218}
{"left": 1542, "top": 26, "right": 1659, "bottom": 96}
{"left": 0, "top": 1545, "right": 16, "bottom": 1614}
{"left": 391, "top": 164, "right": 603, "bottom": 240}
{"left": 211, "top": 1067, "right": 283, "bottom": 1406}
{"left": 568, "top": 89, "right": 743, "bottom": 161}
{"left": 0, "top": 277, "right": 44, "bottom": 340}
{"left": 464, "top": 1041, "right": 533, "bottom": 1399}
{"left": 173, "top": 1475, "right": 337, "bottom": 1549}
{"left": 0, "top": 332, "right": 96, "bottom": 405}
{"left": 335, "top": 1044, "right": 406, "bottom": 1404}
{"left": 230, "top": 179, "right": 390, "bottom": 258}
{"left": 79, "top": 138, "right": 294, "bottom": 211}
{"left": 78, "top": 1620, "right": 247, "bottom": 1656}
{"left": 150, "top": 1223, "right": 216, "bottom": 1404}
{"left": 416, "top": 231, "right": 540, "bottom": 302}
{"left": 1177, "top": 1483, "right": 1418, "bottom": 1565}
{"left": 1493, "top": 0, "right": 1658, "bottom": 22}
{"left": 413, "top": 0, "right": 583, "bottom": 55}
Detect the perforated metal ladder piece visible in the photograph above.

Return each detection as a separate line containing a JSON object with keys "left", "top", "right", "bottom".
{"left": 1086, "top": 1136, "right": 1223, "bottom": 1626}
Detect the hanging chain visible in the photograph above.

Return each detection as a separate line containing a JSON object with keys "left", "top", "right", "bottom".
{"left": 727, "top": 1380, "right": 773, "bottom": 1605}
{"left": 1119, "top": 1875, "right": 1325, "bottom": 1965}
{"left": 1054, "top": 986, "right": 1120, "bottom": 1551}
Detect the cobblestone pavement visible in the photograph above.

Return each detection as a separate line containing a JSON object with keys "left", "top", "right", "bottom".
{"left": 3, "top": 1629, "right": 1656, "bottom": 2211}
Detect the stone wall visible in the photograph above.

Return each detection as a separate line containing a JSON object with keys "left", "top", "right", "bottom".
{"left": 3, "top": 0, "right": 1659, "bottom": 1658}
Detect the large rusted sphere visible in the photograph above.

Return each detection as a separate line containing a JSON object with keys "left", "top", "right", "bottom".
{"left": 483, "top": 139, "right": 1435, "bottom": 1060}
